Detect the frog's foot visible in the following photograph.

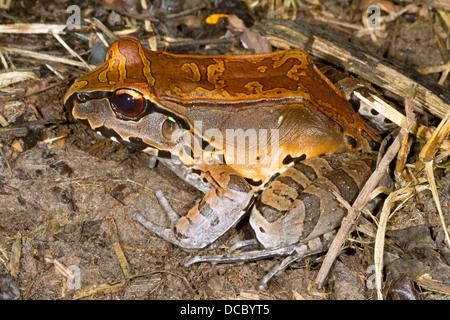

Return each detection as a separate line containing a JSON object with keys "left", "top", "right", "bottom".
{"left": 186, "top": 230, "right": 335, "bottom": 289}
{"left": 185, "top": 244, "right": 297, "bottom": 266}
{"left": 133, "top": 168, "right": 253, "bottom": 250}
{"left": 133, "top": 189, "right": 202, "bottom": 249}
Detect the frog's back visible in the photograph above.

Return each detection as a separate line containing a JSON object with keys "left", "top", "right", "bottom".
{"left": 64, "top": 37, "right": 381, "bottom": 165}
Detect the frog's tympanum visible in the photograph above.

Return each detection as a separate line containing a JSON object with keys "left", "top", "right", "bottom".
{"left": 64, "top": 38, "right": 381, "bottom": 261}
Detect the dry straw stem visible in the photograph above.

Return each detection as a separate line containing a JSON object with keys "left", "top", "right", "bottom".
{"left": 9, "top": 231, "right": 21, "bottom": 278}
{"left": 88, "top": 17, "right": 119, "bottom": 41}
{"left": 0, "top": 21, "right": 92, "bottom": 71}
{"left": 425, "top": 160, "right": 450, "bottom": 245}
{"left": 51, "top": 31, "right": 92, "bottom": 71}
{"left": 0, "top": 23, "right": 66, "bottom": 34}
{"left": 0, "top": 47, "right": 92, "bottom": 70}
{"left": 354, "top": 91, "right": 405, "bottom": 127}
{"left": 0, "top": 71, "right": 37, "bottom": 88}
{"left": 373, "top": 184, "right": 428, "bottom": 300}
{"left": 113, "top": 242, "right": 131, "bottom": 278}
{"left": 73, "top": 281, "right": 126, "bottom": 300}
{"left": 0, "top": 0, "right": 12, "bottom": 10}
{"left": 420, "top": 110, "right": 450, "bottom": 248}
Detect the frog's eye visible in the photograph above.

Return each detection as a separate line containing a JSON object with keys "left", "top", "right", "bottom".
{"left": 112, "top": 89, "right": 145, "bottom": 119}
{"left": 161, "top": 117, "right": 181, "bottom": 141}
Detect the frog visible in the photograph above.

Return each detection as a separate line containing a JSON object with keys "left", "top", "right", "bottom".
{"left": 64, "top": 37, "right": 381, "bottom": 265}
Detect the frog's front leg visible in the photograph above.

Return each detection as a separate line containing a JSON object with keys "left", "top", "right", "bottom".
{"left": 133, "top": 162, "right": 254, "bottom": 250}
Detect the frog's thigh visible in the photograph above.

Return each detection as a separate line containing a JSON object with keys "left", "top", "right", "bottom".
{"left": 250, "top": 153, "right": 375, "bottom": 249}
{"left": 174, "top": 163, "right": 254, "bottom": 248}
{"left": 249, "top": 156, "right": 331, "bottom": 249}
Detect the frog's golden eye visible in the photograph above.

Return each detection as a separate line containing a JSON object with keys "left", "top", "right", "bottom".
{"left": 161, "top": 117, "right": 181, "bottom": 141}
{"left": 112, "top": 89, "right": 145, "bottom": 119}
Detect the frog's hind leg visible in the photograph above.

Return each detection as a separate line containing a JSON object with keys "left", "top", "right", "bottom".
{"left": 185, "top": 230, "right": 335, "bottom": 289}
{"left": 185, "top": 152, "right": 376, "bottom": 287}
{"left": 250, "top": 152, "right": 376, "bottom": 249}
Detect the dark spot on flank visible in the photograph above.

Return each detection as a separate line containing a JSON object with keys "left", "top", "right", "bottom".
{"left": 157, "top": 150, "right": 172, "bottom": 159}
{"left": 282, "top": 154, "right": 307, "bottom": 165}
{"left": 345, "top": 135, "right": 357, "bottom": 149}
{"left": 256, "top": 202, "right": 286, "bottom": 223}
{"left": 211, "top": 217, "right": 220, "bottom": 227}
{"left": 293, "top": 154, "right": 306, "bottom": 164}
{"left": 361, "top": 129, "right": 380, "bottom": 150}
{"left": 349, "top": 95, "right": 361, "bottom": 110}
{"left": 282, "top": 154, "right": 294, "bottom": 165}
{"left": 245, "top": 177, "right": 263, "bottom": 187}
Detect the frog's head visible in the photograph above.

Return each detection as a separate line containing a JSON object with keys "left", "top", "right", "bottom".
{"left": 64, "top": 37, "right": 194, "bottom": 162}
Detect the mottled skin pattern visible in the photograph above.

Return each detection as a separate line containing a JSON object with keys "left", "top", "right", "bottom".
{"left": 64, "top": 37, "right": 381, "bottom": 251}
{"left": 251, "top": 152, "right": 376, "bottom": 249}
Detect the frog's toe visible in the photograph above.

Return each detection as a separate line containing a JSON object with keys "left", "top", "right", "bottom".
{"left": 154, "top": 189, "right": 180, "bottom": 223}
{"left": 133, "top": 211, "right": 171, "bottom": 237}
{"left": 184, "top": 245, "right": 297, "bottom": 267}
{"left": 227, "top": 239, "right": 260, "bottom": 253}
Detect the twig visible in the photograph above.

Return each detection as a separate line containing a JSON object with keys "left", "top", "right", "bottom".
{"left": 166, "top": 4, "right": 207, "bottom": 20}
{"left": 313, "top": 15, "right": 361, "bottom": 30}
{"left": 0, "top": 23, "right": 66, "bottom": 34}
{"left": 87, "top": 18, "right": 119, "bottom": 42}
{"left": 314, "top": 90, "right": 417, "bottom": 288}
{"left": 0, "top": 47, "right": 92, "bottom": 69}
{"left": 51, "top": 31, "right": 92, "bottom": 71}
{"left": 314, "top": 133, "right": 400, "bottom": 287}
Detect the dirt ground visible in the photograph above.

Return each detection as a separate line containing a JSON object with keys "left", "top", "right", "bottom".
{"left": 0, "top": 0, "right": 449, "bottom": 300}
